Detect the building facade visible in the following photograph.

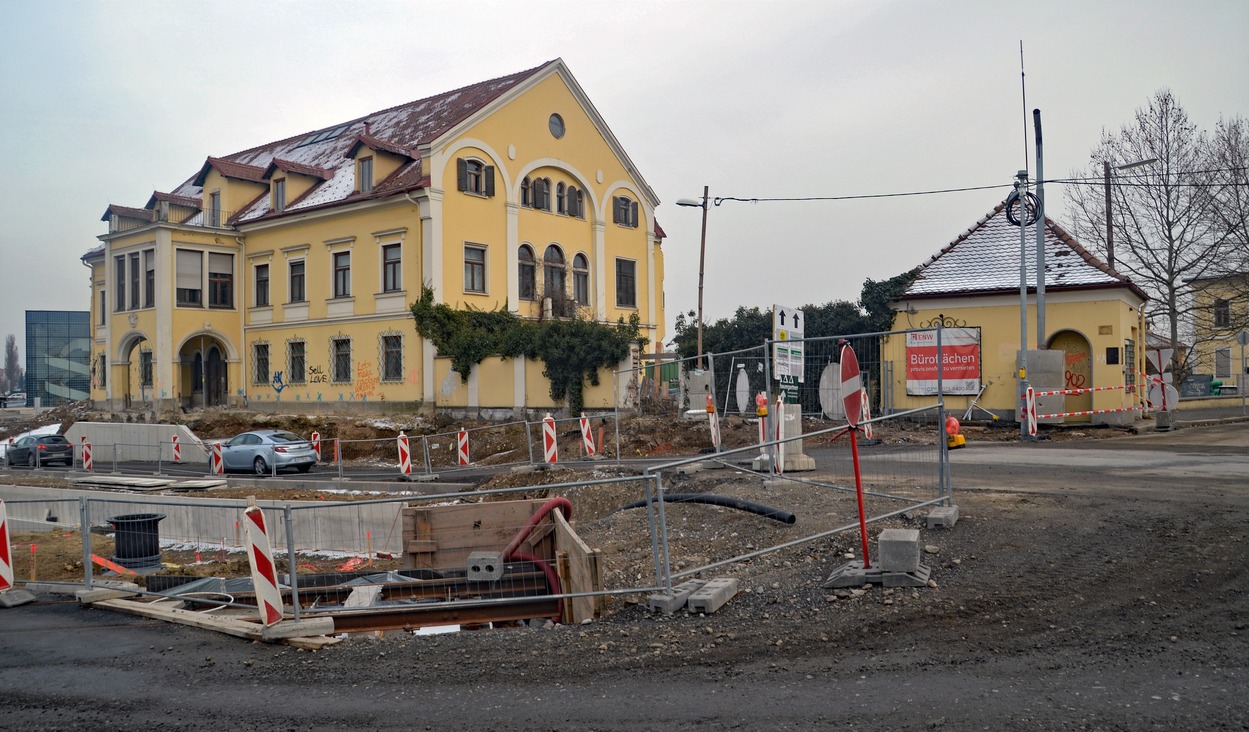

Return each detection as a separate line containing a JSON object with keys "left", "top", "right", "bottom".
{"left": 1186, "top": 273, "right": 1248, "bottom": 393}
{"left": 24, "top": 310, "right": 91, "bottom": 408}
{"left": 886, "top": 202, "right": 1150, "bottom": 424}
{"left": 85, "top": 60, "right": 665, "bottom": 415}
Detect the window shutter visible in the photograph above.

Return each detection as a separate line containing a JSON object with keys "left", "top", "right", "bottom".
{"left": 457, "top": 158, "right": 468, "bottom": 192}
{"left": 612, "top": 197, "right": 621, "bottom": 224}
{"left": 630, "top": 201, "right": 639, "bottom": 228}
{"left": 484, "top": 166, "right": 495, "bottom": 197}
{"left": 176, "top": 250, "right": 202, "bottom": 289}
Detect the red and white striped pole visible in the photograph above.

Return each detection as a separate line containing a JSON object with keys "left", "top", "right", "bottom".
{"left": 82, "top": 440, "right": 94, "bottom": 472}
{"left": 542, "top": 414, "right": 558, "bottom": 464}
{"left": 243, "top": 503, "right": 284, "bottom": 626}
{"left": 310, "top": 431, "right": 321, "bottom": 462}
{"left": 1025, "top": 387, "right": 1038, "bottom": 437}
{"left": 171, "top": 434, "right": 182, "bottom": 463}
{"left": 211, "top": 443, "right": 224, "bottom": 476}
{"left": 457, "top": 429, "right": 469, "bottom": 466}
{"left": 397, "top": 431, "right": 412, "bottom": 476}
{"left": 774, "top": 396, "right": 785, "bottom": 475}
{"left": 579, "top": 413, "right": 596, "bottom": 457}
{"left": 0, "top": 500, "right": 13, "bottom": 592}
{"left": 860, "top": 388, "right": 874, "bottom": 440}
{"left": 706, "top": 395, "right": 721, "bottom": 452}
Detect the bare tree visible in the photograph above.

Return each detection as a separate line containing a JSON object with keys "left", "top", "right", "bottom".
{"left": 1064, "top": 89, "right": 1233, "bottom": 374}
{"left": 4, "top": 334, "right": 21, "bottom": 395}
{"left": 1206, "top": 116, "right": 1249, "bottom": 317}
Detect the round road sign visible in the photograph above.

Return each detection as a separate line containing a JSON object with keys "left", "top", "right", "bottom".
{"left": 840, "top": 344, "right": 862, "bottom": 428}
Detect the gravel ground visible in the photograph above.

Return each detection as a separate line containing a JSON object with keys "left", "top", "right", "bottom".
{"left": 1, "top": 420, "right": 1247, "bottom": 730}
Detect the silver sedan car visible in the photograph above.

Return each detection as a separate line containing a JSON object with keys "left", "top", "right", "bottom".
{"left": 220, "top": 429, "right": 317, "bottom": 475}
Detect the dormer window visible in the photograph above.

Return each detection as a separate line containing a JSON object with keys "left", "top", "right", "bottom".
{"left": 456, "top": 158, "right": 495, "bottom": 197}
{"left": 358, "top": 157, "right": 373, "bottom": 193}
{"left": 272, "top": 179, "right": 286, "bottom": 213}
{"left": 208, "top": 191, "right": 221, "bottom": 227}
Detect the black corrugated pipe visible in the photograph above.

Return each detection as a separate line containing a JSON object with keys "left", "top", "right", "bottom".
{"left": 613, "top": 494, "right": 796, "bottom": 525}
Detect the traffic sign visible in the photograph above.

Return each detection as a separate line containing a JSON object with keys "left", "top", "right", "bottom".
{"left": 772, "top": 305, "right": 805, "bottom": 382}
{"left": 840, "top": 343, "right": 862, "bottom": 428}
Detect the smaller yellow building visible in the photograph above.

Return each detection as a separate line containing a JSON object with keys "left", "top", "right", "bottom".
{"left": 887, "top": 202, "right": 1150, "bottom": 424}
{"left": 1186, "top": 273, "right": 1248, "bottom": 394}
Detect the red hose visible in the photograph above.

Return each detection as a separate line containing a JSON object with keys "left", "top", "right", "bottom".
{"left": 502, "top": 497, "right": 573, "bottom": 624}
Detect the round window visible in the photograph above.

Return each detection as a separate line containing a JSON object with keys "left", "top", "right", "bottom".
{"left": 549, "top": 113, "right": 565, "bottom": 139}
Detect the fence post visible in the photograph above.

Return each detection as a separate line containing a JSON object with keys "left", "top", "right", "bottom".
{"left": 642, "top": 472, "right": 664, "bottom": 591}
{"left": 422, "top": 435, "right": 432, "bottom": 475}
{"left": 156, "top": 440, "right": 164, "bottom": 476}
{"left": 524, "top": 421, "right": 535, "bottom": 465}
{"left": 653, "top": 472, "right": 673, "bottom": 594}
{"left": 112, "top": 444, "right": 119, "bottom": 474}
{"left": 271, "top": 445, "right": 277, "bottom": 477}
{"left": 283, "top": 505, "right": 301, "bottom": 622}
{"left": 80, "top": 497, "right": 92, "bottom": 590}
{"left": 336, "top": 439, "right": 344, "bottom": 480}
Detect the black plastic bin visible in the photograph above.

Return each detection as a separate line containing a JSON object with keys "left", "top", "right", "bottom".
{"left": 108, "top": 513, "right": 166, "bottom": 570}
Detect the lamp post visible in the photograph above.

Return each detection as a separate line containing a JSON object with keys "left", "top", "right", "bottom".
{"left": 1103, "top": 157, "right": 1157, "bottom": 270}
{"left": 676, "top": 186, "right": 711, "bottom": 368}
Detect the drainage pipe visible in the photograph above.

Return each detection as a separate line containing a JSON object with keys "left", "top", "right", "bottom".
{"left": 614, "top": 493, "right": 796, "bottom": 525}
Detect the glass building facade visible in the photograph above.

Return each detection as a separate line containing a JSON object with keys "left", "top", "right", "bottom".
{"left": 24, "top": 310, "right": 91, "bottom": 408}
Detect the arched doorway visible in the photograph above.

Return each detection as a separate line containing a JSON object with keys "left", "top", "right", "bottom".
{"left": 205, "top": 346, "right": 226, "bottom": 407}
{"left": 117, "top": 333, "right": 151, "bottom": 410}
{"left": 178, "top": 334, "right": 232, "bottom": 409}
{"left": 1048, "top": 330, "right": 1092, "bottom": 422}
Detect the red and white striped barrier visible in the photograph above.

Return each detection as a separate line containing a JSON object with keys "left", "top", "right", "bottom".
{"left": 1025, "top": 387, "right": 1038, "bottom": 437}
{"left": 0, "top": 500, "right": 13, "bottom": 592}
{"left": 860, "top": 388, "right": 874, "bottom": 440}
{"left": 708, "top": 410, "right": 721, "bottom": 451}
{"left": 82, "top": 440, "right": 94, "bottom": 472}
{"left": 755, "top": 392, "right": 769, "bottom": 456}
{"left": 579, "top": 414, "right": 596, "bottom": 456}
{"left": 210, "top": 443, "right": 224, "bottom": 476}
{"left": 243, "top": 504, "right": 284, "bottom": 626}
{"left": 1025, "top": 384, "right": 1147, "bottom": 429}
{"left": 334, "top": 438, "right": 341, "bottom": 465}
{"left": 457, "top": 429, "right": 469, "bottom": 466}
{"left": 310, "top": 431, "right": 321, "bottom": 462}
{"left": 171, "top": 434, "right": 182, "bottom": 463}
{"left": 397, "top": 432, "right": 412, "bottom": 476}
{"left": 1030, "top": 384, "right": 1130, "bottom": 397}
{"left": 542, "top": 414, "right": 558, "bottom": 464}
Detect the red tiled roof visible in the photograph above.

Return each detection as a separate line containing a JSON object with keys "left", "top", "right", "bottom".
{"left": 145, "top": 191, "right": 202, "bottom": 210}
{"left": 193, "top": 156, "right": 268, "bottom": 186}
{"left": 654, "top": 220, "right": 667, "bottom": 240}
{"left": 263, "top": 159, "right": 334, "bottom": 180}
{"left": 100, "top": 204, "right": 155, "bottom": 223}
{"left": 346, "top": 134, "right": 413, "bottom": 159}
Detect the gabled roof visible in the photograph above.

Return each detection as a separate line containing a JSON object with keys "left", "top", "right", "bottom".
{"left": 901, "top": 201, "right": 1149, "bottom": 302}
{"left": 263, "top": 159, "right": 335, "bottom": 181}
{"left": 193, "top": 157, "right": 268, "bottom": 186}
{"left": 345, "top": 133, "right": 413, "bottom": 160}
{"left": 100, "top": 204, "right": 154, "bottom": 223}
{"left": 145, "top": 191, "right": 202, "bottom": 210}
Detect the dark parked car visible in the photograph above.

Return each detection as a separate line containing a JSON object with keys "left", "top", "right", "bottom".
{"left": 5, "top": 434, "right": 74, "bottom": 468}
{"left": 219, "top": 429, "right": 317, "bottom": 475}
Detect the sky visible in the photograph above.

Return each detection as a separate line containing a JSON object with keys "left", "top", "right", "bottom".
{"left": 1, "top": 0, "right": 1247, "bottom": 360}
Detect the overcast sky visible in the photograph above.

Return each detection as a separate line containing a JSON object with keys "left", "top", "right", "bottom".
{"left": 2, "top": 0, "right": 1246, "bottom": 361}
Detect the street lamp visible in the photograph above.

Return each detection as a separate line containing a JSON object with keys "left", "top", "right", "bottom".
{"left": 1103, "top": 157, "right": 1157, "bottom": 270}
{"left": 676, "top": 186, "right": 711, "bottom": 368}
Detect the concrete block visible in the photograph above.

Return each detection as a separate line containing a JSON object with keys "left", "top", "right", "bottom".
{"left": 687, "top": 577, "right": 738, "bottom": 614}
{"left": 823, "top": 560, "right": 878, "bottom": 588}
{"left": 878, "top": 528, "right": 921, "bottom": 573}
{"left": 261, "top": 617, "right": 336, "bottom": 641}
{"left": 675, "top": 463, "right": 703, "bottom": 476}
{"left": 882, "top": 565, "right": 932, "bottom": 588}
{"left": 466, "top": 551, "right": 504, "bottom": 582}
{"left": 343, "top": 585, "right": 383, "bottom": 608}
{"left": 926, "top": 505, "right": 960, "bottom": 529}
{"left": 76, "top": 586, "right": 142, "bottom": 604}
{"left": 0, "top": 589, "right": 37, "bottom": 607}
{"left": 648, "top": 579, "right": 706, "bottom": 614}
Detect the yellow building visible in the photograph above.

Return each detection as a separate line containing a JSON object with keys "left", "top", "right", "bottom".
{"left": 886, "top": 202, "right": 1150, "bottom": 424}
{"left": 1186, "top": 273, "right": 1248, "bottom": 394}
{"left": 83, "top": 59, "right": 665, "bottom": 416}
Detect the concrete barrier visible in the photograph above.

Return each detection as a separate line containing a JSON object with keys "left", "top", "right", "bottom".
{"left": 64, "top": 423, "right": 210, "bottom": 464}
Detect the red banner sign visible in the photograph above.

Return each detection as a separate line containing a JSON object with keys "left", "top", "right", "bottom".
{"left": 905, "top": 327, "right": 981, "bottom": 395}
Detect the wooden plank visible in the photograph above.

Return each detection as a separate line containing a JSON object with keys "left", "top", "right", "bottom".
{"left": 553, "top": 510, "right": 603, "bottom": 623}
{"left": 401, "top": 499, "right": 547, "bottom": 571}
{"left": 556, "top": 551, "right": 572, "bottom": 624}
{"left": 93, "top": 598, "right": 264, "bottom": 640}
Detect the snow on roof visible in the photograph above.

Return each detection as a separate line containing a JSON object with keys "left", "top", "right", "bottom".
{"left": 903, "top": 202, "right": 1148, "bottom": 301}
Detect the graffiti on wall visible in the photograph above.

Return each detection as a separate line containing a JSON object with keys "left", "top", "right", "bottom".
{"left": 1064, "top": 350, "right": 1089, "bottom": 389}
{"left": 355, "top": 361, "right": 378, "bottom": 400}
{"left": 308, "top": 365, "right": 330, "bottom": 383}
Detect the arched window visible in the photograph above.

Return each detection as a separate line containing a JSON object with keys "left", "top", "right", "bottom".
{"left": 543, "top": 245, "right": 566, "bottom": 299}
{"left": 518, "top": 245, "right": 536, "bottom": 301}
{"left": 566, "top": 186, "right": 583, "bottom": 218}
{"left": 556, "top": 182, "right": 566, "bottom": 214}
{"left": 521, "top": 177, "right": 532, "bottom": 207}
{"left": 572, "top": 253, "right": 589, "bottom": 306}
{"left": 540, "top": 178, "right": 553, "bottom": 211}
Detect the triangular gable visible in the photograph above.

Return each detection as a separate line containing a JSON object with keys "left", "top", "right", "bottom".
{"left": 903, "top": 201, "right": 1148, "bottom": 302}
{"left": 193, "top": 157, "right": 267, "bottom": 186}
{"left": 263, "top": 159, "right": 334, "bottom": 181}
{"left": 145, "top": 191, "right": 202, "bottom": 210}
{"left": 345, "top": 134, "right": 413, "bottom": 160}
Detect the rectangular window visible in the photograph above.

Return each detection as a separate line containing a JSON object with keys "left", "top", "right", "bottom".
{"left": 143, "top": 250, "right": 155, "bottom": 308}
{"left": 382, "top": 335, "right": 403, "bottom": 381}
{"left": 287, "top": 341, "right": 306, "bottom": 384}
{"left": 255, "top": 264, "right": 270, "bottom": 307}
{"left": 359, "top": 158, "right": 373, "bottom": 193}
{"left": 139, "top": 351, "right": 153, "bottom": 387}
{"left": 289, "top": 260, "right": 306, "bottom": 303}
{"left": 332, "top": 338, "right": 352, "bottom": 382}
{"left": 115, "top": 255, "right": 126, "bottom": 311}
{"left": 273, "top": 178, "right": 286, "bottom": 213}
{"left": 208, "top": 253, "right": 234, "bottom": 308}
{"left": 97, "top": 354, "right": 107, "bottom": 388}
{"left": 612, "top": 196, "right": 639, "bottom": 228}
{"left": 98, "top": 291, "right": 106, "bottom": 325}
{"left": 615, "top": 258, "right": 637, "bottom": 308}
{"left": 1215, "top": 347, "right": 1231, "bottom": 378}
{"left": 253, "top": 343, "right": 270, "bottom": 384}
{"left": 1214, "top": 298, "right": 1231, "bottom": 328}
{"left": 382, "top": 244, "right": 402, "bottom": 292}
{"left": 464, "top": 245, "right": 486, "bottom": 293}
{"left": 333, "top": 252, "right": 351, "bottom": 298}
{"left": 128, "top": 253, "right": 140, "bottom": 310}
{"left": 208, "top": 191, "right": 221, "bottom": 227}
{"left": 175, "top": 250, "right": 202, "bottom": 306}
{"left": 574, "top": 269, "right": 589, "bottom": 306}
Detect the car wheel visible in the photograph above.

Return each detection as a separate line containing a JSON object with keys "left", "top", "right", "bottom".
{"left": 253, "top": 456, "right": 268, "bottom": 475}
{"left": 297, "top": 464, "right": 312, "bottom": 473}
{"left": 27, "top": 453, "right": 36, "bottom": 468}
